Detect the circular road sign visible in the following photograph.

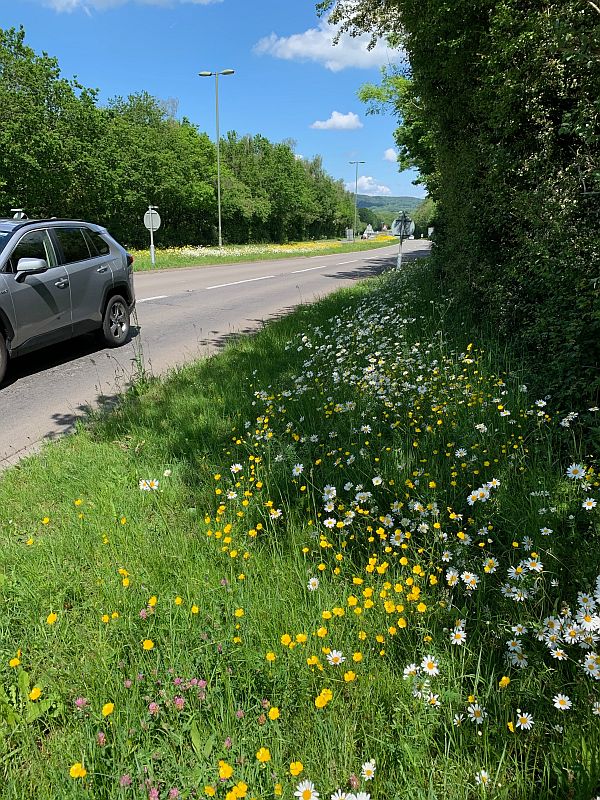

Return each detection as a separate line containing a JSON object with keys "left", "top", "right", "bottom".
{"left": 144, "top": 209, "right": 161, "bottom": 231}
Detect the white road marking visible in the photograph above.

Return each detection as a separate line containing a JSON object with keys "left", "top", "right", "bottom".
{"left": 291, "top": 265, "right": 327, "bottom": 274}
{"left": 137, "top": 295, "right": 168, "bottom": 303}
{"left": 206, "top": 275, "right": 275, "bottom": 290}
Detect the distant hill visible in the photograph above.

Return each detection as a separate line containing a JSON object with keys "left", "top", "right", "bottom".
{"left": 357, "top": 195, "right": 423, "bottom": 215}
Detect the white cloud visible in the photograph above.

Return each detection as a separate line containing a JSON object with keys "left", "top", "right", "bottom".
{"left": 384, "top": 147, "right": 397, "bottom": 162}
{"left": 44, "top": 0, "right": 221, "bottom": 10}
{"left": 254, "top": 16, "right": 397, "bottom": 72}
{"left": 346, "top": 176, "right": 392, "bottom": 196}
{"left": 311, "top": 111, "right": 363, "bottom": 131}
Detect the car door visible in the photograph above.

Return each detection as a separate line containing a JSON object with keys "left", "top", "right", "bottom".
{"left": 4, "top": 228, "right": 72, "bottom": 351}
{"left": 52, "top": 226, "right": 113, "bottom": 334}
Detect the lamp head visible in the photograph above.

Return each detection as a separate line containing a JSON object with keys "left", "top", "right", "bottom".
{"left": 220, "top": 69, "right": 235, "bottom": 75}
{"left": 198, "top": 71, "right": 213, "bottom": 77}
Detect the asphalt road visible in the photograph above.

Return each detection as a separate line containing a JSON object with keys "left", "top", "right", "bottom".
{"left": 0, "top": 239, "right": 430, "bottom": 468}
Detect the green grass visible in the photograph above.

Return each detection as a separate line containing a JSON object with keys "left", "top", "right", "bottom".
{"left": 130, "top": 237, "right": 398, "bottom": 271}
{"left": 0, "top": 259, "right": 598, "bottom": 799}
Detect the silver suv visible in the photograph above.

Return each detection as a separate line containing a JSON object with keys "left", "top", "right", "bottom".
{"left": 0, "top": 218, "right": 135, "bottom": 384}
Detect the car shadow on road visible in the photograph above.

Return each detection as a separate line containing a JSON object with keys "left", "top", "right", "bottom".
{"left": 2, "top": 327, "right": 141, "bottom": 389}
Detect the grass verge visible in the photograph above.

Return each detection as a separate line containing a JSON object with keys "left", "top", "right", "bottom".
{"left": 130, "top": 237, "right": 399, "bottom": 271}
{"left": 0, "top": 258, "right": 598, "bottom": 799}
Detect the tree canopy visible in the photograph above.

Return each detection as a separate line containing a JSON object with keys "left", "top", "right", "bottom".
{"left": 0, "top": 27, "right": 354, "bottom": 247}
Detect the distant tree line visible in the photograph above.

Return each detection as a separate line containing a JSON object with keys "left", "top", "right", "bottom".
{"left": 321, "top": 0, "right": 600, "bottom": 407}
{"left": 0, "top": 27, "right": 355, "bottom": 247}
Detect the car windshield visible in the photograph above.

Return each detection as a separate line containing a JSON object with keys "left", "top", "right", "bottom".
{"left": 0, "top": 231, "right": 12, "bottom": 254}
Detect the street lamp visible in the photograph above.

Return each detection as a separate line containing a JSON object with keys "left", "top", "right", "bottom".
{"left": 199, "top": 69, "right": 235, "bottom": 248}
{"left": 349, "top": 160, "right": 365, "bottom": 240}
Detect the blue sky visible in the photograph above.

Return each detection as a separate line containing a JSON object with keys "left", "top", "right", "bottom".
{"left": 3, "top": 0, "right": 425, "bottom": 199}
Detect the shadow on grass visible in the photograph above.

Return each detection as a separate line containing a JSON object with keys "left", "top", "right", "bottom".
{"left": 87, "top": 287, "right": 372, "bottom": 493}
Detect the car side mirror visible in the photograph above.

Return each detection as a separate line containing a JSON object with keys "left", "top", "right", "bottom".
{"left": 15, "top": 257, "right": 48, "bottom": 281}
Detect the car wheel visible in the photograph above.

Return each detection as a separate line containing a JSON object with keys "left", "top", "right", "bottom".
{"left": 101, "top": 295, "right": 130, "bottom": 347}
{"left": 0, "top": 332, "right": 7, "bottom": 385}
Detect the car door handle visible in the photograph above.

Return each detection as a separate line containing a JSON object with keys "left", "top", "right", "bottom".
{"left": 96, "top": 266, "right": 108, "bottom": 273}
{"left": 55, "top": 279, "right": 69, "bottom": 288}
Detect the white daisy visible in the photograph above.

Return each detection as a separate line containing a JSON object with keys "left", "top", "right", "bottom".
{"left": 553, "top": 694, "right": 572, "bottom": 711}
{"left": 420, "top": 655, "right": 440, "bottom": 676}
{"left": 326, "top": 650, "right": 345, "bottom": 666}
{"left": 295, "top": 781, "right": 319, "bottom": 800}
{"left": 361, "top": 759, "right": 376, "bottom": 780}
{"left": 515, "top": 710, "right": 534, "bottom": 730}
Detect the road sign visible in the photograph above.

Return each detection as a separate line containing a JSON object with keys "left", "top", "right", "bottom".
{"left": 391, "top": 216, "right": 415, "bottom": 238}
{"left": 144, "top": 208, "right": 161, "bottom": 231}
{"left": 144, "top": 206, "right": 161, "bottom": 267}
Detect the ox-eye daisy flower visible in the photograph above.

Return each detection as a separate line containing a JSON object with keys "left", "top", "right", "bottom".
{"left": 553, "top": 694, "right": 572, "bottom": 711}
{"left": 361, "top": 760, "right": 375, "bottom": 780}
{"left": 475, "top": 770, "right": 489, "bottom": 787}
{"left": 566, "top": 463, "right": 586, "bottom": 480}
{"left": 421, "top": 655, "right": 440, "bottom": 676}
{"left": 327, "top": 650, "right": 345, "bottom": 666}
{"left": 295, "top": 781, "right": 319, "bottom": 800}
{"left": 516, "top": 710, "right": 534, "bottom": 730}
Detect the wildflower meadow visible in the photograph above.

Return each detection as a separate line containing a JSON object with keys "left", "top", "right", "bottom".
{"left": 0, "top": 257, "right": 598, "bottom": 799}
{"left": 129, "top": 237, "right": 396, "bottom": 271}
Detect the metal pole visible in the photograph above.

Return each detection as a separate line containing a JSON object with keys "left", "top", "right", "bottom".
{"left": 215, "top": 72, "right": 223, "bottom": 249}
{"left": 349, "top": 160, "right": 364, "bottom": 241}
{"left": 354, "top": 161, "right": 359, "bottom": 240}
{"left": 149, "top": 205, "right": 156, "bottom": 266}
{"left": 396, "top": 211, "right": 406, "bottom": 270}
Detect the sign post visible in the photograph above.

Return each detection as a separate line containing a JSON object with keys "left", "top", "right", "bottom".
{"left": 391, "top": 212, "right": 415, "bottom": 270}
{"left": 143, "top": 205, "right": 161, "bottom": 267}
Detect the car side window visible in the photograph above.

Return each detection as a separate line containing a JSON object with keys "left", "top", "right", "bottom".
{"left": 7, "top": 230, "right": 58, "bottom": 273}
{"left": 54, "top": 227, "right": 92, "bottom": 264}
{"left": 83, "top": 229, "right": 110, "bottom": 257}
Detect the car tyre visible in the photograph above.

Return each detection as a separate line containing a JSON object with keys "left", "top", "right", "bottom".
{"left": 0, "top": 332, "right": 7, "bottom": 385}
{"left": 101, "top": 295, "right": 130, "bottom": 347}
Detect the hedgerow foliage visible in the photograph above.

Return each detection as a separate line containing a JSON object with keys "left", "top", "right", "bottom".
{"left": 320, "top": 0, "right": 600, "bottom": 406}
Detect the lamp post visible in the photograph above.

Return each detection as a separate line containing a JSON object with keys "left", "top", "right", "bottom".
{"left": 199, "top": 69, "right": 235, "bottom": 248}
{"left": 349, "top": 160, "right": 365, "bottom": 240}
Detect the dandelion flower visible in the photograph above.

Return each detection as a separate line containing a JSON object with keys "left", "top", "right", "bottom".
{"left": 46, "top": 612, "right": 57, "bottom": 625}
{"left": 101, "top": 702, "right": 114, "bottom": 717}
{"left": 256, "top": 747, "right": 271, "bottom": 763}
{"left": 219, "top": 761, "right": 233, "bottom": 780}
{"left": 69, "top": 762, "right": 87, "bottom": 779}
{"left": 143, "top": 639, "right": 154, "bottom": 650}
